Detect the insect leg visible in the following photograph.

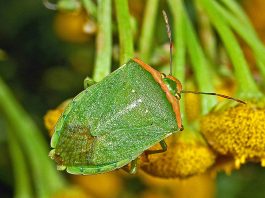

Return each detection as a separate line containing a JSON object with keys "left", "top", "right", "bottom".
{"left": 145, "top": 140, "right": 167, "bottom": 155}
{"left": 129, "top": 158, "right": 138, "bottom": 174}
{"left": 83, "top": 77, "right": 96, "bottom": 89}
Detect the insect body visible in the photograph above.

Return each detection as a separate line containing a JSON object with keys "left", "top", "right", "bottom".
{"left": 49, "top": 58, "right": 183, "bottom": 175}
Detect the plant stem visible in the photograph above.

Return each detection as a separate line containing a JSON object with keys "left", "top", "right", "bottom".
{"left": 138, "top": 0, "right": 159, "bottom": 62}
{"left": 200, "top": 0, "right": 263, "bottom": 99}
{"left": 183, "top": 7, "right": 217, "bottom": 114}
{"left": 0, "top": 78, "right": 66, "bottom": 198}
{"left": 194, "top": 0, "right": 216, "bottom": 63}
{"left": 220, "top": 0, "right": 252, "bottom": 27}
{"left": 167, "top": 0, "right": 187, "bottom": 124}
{"left": 115, "top": 0, "right": 134, "bottom": 64}
{"left": 93, "top": 0, "right": 112, "bottom": 81}
{"left": 82, "top": 0, "right": 97, "bottom": 18}
{"left": 213, "top": 0, "right": 265, "bottom": 80}
{"left": 8, "top": 129, "right": 33, "bottom": 198}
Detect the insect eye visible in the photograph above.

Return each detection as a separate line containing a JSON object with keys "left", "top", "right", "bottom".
{"left": 161, "top": 73, "right": 166, "bottom": 78}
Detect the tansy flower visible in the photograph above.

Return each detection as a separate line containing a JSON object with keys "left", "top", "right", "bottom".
{"left": 140, "top": 127, "right": 216, "bottom": 178}
{"left": 201, "top": 100, "right": 265, "bottom": 168}
{"left": 54, "top": 11, "right": 96, "bottom": 43}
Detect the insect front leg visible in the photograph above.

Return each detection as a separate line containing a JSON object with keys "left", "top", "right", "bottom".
{"left": 83, "top": 77, "right": 96, "bottom": 89}
{"left": 145, "top": 140, "right": 167, "bottom": 155}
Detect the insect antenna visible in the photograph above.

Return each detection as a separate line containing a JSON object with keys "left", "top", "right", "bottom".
{"left": 181, "top": 90, "right": 246, "bottom": 104}
{"left": 162, "top": 10, "right": 173, "bottom": 76}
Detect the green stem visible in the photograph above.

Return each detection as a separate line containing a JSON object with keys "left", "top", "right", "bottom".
{"left": 138, "top": 0, "right": 159, "bottom": 62}
{"left": 220, "top": 0, "right": 252, "bottom": 28}
{"left": 183, "top": 7, "right": 217, "bottom": 114}
{"left": 194, "top": 0, "right": 216, "bottom": 63}
{"left": 82, "top": 0, "right": 97, "bottom": 18}
{"left": 0, "top": 78, "right": 66, "bottom": 198}
{"left": 8, "top": 129, "right": 33, "bottom": 198}
{"left": 115, "top": 0, "right": 134, "bottom": 64}
{"left": 93, "top": 0, "right": 112, "bottom": 81}
{"left": 167, "top": 0, "right": 187, "bottom": 124}
{"left": 200, "top": 0, "right": 262, "bottom": 99}
{"left": 213, "top": 0, "right": 265, "bottom": 80}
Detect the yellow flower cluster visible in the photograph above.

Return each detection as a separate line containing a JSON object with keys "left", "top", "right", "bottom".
{"left": 201, "top": 101, "right": 265, "bottom": 168}
{"left": 141, "top": 129, "right": 216, "bottom": 178}
{"left": 54, "top": 11, "right": 96, "bottom": 43}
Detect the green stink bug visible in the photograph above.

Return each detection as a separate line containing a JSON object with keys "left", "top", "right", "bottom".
{"left": 49, "top": 58, "right": 184, "bottom": 175}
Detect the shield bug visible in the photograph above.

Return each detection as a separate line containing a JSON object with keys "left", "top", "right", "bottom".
{"left": 49, "top": 57, "right": 185, "bottom": 174}
{"left": 49, "top": 11, "right": 245, "bottom": 175}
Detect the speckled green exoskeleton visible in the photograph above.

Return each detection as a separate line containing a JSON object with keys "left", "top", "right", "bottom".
{"left": 49, "top": 58, "right": 184, "bottom": 175}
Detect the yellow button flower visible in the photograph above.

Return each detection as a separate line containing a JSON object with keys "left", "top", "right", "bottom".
{"left": 54, "top": 11, "right": 96, "bottom": 43}
{"left": 141, "top": 127, "right": 216, "bottom": 178}
{"left": 201, "top": 100, "right": 265, "bottom": 168}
